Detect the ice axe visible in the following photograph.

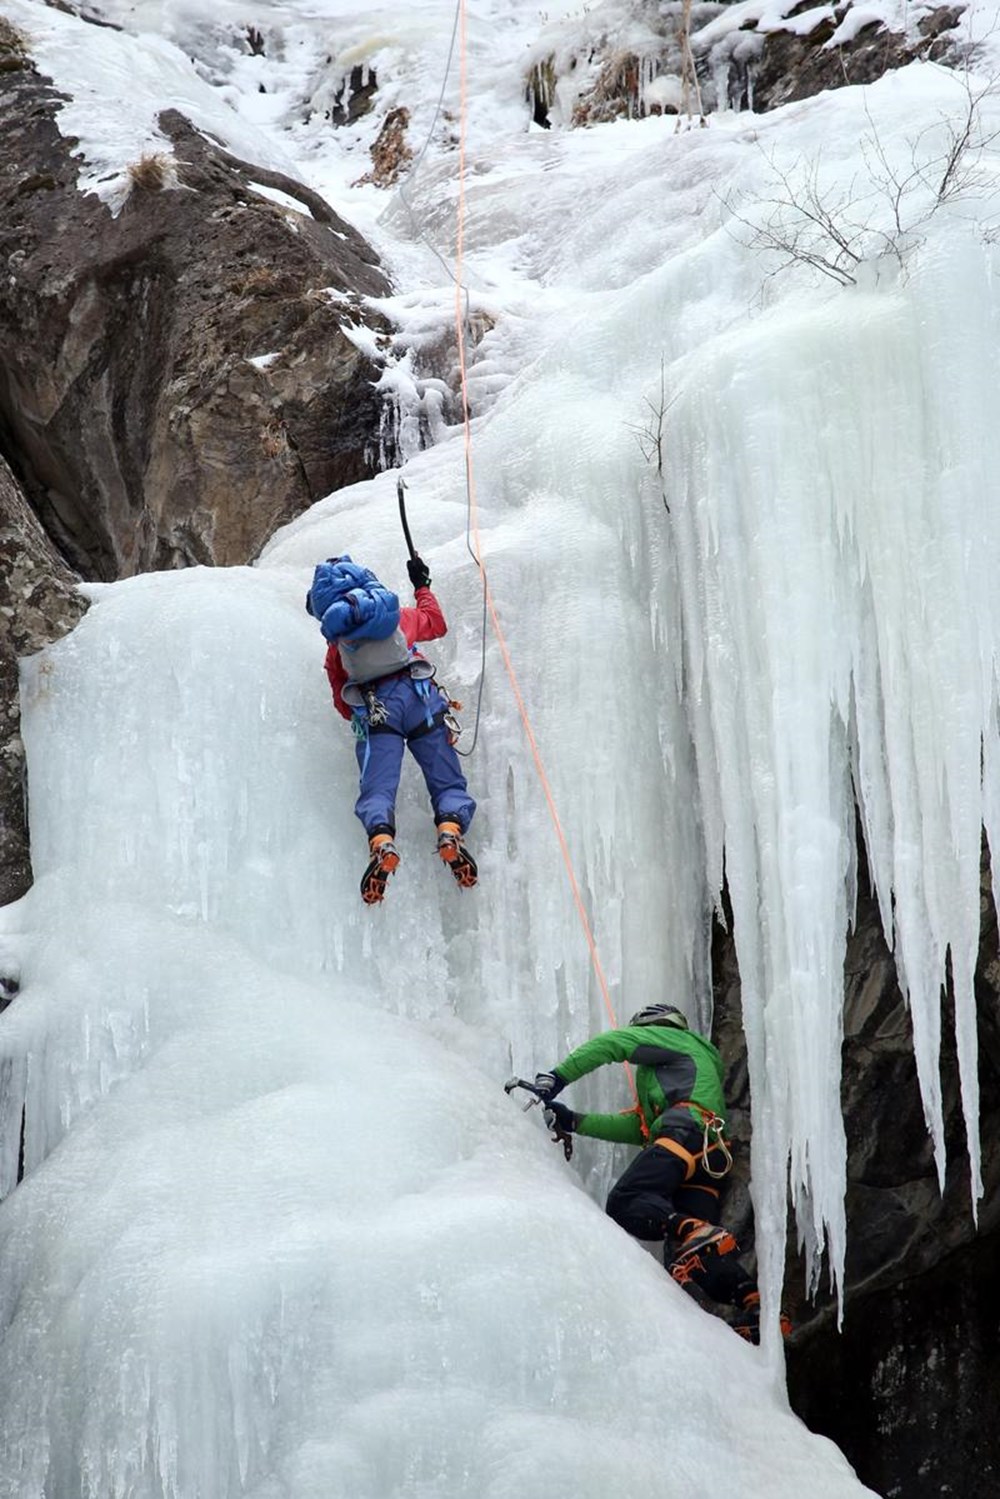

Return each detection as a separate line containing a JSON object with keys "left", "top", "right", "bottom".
{"left": 504, "top": 1077, "right": 574, "bottom": 1160}
{"left": 504, "top": 1076, "right": 544, "bottom": 1110}
{"left": 397, "top": 476, "right": 417, "bottom": 562}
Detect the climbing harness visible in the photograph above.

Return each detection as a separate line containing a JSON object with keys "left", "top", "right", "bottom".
{"left": 349, "top": 683, "right": 390, "bottom": 781}
{"left": 671, "top": 1099, "right": 733, "bottom": 1179}
{"left": 443, "top": 703, "right": 463, "bottom": 746}
{"left": 700, "top": 1117, "right": 733, "bottom": 1179}
{"left": 362, "top": 684, "right": 389, "bottom": 728}
{"left": 350, "top": 668, "right": 455, "bottom": 769}
{"left": 350, "top": 710, "right": 372, "bottom": 781}
{"left": 411, "top": 675, "right": 437, "bottom": 731}
{"left": 617, "top": 1099, "right": 732, "bottom": 1180}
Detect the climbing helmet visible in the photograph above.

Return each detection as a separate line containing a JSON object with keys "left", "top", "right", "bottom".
{"left": 628, "top": 1003, "right": 690, "bottom": 1030}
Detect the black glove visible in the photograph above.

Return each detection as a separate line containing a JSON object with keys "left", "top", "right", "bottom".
{"left": 532, "top": 1070, "right": 566, "bottom": 1102}
{"left": 543, "top": 1102, "right": 579, "bottom": 1134}
{"left": 406, "top": 555, "right": 431, "bottom": 589}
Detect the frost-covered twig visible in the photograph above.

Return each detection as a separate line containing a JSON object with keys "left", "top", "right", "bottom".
{"left": 723, "top": 153, "right": 867, "bottom": 286}
{"left": 627, "top": 358, "right": 675, "bottom": 510}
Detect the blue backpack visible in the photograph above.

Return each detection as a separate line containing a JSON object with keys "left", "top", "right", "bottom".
{"left": 306, "top": 557, "right": 401, "bottom": 644}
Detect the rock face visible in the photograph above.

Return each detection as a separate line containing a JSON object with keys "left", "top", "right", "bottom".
{"left": 0, "top": 455, "right": 88, "bottom": 906}
{"left": 718, "top": 3, "right": 967, "bottom": 113}
{"left": 531, "top": 1, "right": 967, "bottom": 126}
{"left": 0, "top": 15, "right": 396, "bottom": 909}
{"left": 0, "top": 35, "right": 392, "bottom": 581}
{"left": 712, "top": 833, "right": 1000, "bottom": 1497}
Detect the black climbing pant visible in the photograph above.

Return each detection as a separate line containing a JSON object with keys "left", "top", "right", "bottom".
{"left": 605, "top": 1109, "right": 756, "bottom": 1307}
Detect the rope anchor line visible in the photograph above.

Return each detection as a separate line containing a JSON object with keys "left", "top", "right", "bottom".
{"left": 404, "top": 0, "right": 636, "bottom": 1107}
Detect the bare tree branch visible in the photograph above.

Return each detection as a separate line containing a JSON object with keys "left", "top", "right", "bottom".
{"left": 721, "top": 78, "right": 1000, "bottom": 290}
{"left": 627, "top": 358, "right": 676, "bottom": 511}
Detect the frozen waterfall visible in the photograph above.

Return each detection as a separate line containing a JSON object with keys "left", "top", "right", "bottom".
{"left": 3, "top": 0, "right": 999, "bottom": 1493}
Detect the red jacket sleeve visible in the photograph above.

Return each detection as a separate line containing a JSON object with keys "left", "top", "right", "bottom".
{"left": 400, "top": 586, "right": 447, "bottom": 647}
{"left": 324, "top": 644, "right": 353, "bottom": 719}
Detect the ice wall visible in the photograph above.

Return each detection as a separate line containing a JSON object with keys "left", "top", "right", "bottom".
{"left": 374, "top": 63, "right": 1000, "bottom": 1320}
{"left": 665, "top": 240, "right": 1000, "bottom": 1298}
{"left": 656, "top": 79, "right": 1000, "bottom": 1305}
{"left": 0, "top": 557, "right": 874, "bottom": 1497}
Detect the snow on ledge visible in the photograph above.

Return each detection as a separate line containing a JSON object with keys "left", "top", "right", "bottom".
{"left": 692, "top": 0, "right": 937, "bottom": 49}
{"left": 0, "top": 0, "right": 304, "bottom": 213}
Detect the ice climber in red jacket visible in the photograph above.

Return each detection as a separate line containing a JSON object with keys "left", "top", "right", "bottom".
{"left": 307, "top": 551, "right": 477, "bottom": 904}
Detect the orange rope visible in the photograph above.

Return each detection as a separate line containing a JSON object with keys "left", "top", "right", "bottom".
{"left": 453, "top": 1, "right": 634, "bottom": 1075}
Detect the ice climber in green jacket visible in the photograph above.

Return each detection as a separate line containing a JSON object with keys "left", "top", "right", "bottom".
{"left": 532, "top": 1002, "right": 772, "bottom": 1343}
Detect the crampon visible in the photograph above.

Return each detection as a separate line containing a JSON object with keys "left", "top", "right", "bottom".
{"left": 667, "top": 1219, "right": 739, "bottom": 1286}
{"left": 732, "top": 1292, "right": 794, "bottom": 1345}
{"left": 360, "top": 833, "right": 400, "bottom": 905}
{"left": 436, "top": 821, "right": 478, "bottom": 889}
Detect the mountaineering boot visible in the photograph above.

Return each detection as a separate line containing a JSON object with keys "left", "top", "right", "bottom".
{"left": 666, "top": 1216, "right": 739, "bottom": 1288}
{"left": 436, "top": 820, "right": 478, "bottom": 889}
{"left": 732, "top": 1291, "right": 794, "bottom": 1345}
{"left": 360, "top": 831, "right": 401, "bottom": 905}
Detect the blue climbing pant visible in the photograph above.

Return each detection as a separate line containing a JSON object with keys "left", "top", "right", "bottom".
{"left": 353, "top": 674, "right": 476, "bottom": 837}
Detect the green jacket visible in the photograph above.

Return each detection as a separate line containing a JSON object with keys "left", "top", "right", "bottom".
{"left": 553, "top": 1023, "right": 727, "bottom": 1145}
